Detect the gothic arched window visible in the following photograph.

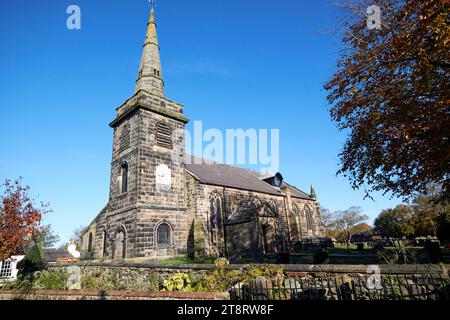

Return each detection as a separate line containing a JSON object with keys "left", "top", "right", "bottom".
{"left": 155, "top": 121, "right": 172, "bottom": 149}
{"left": 87, "top": 232, "right": 93, "bottom": 253}
{"left": 305, "top": 206, "right": 314, "bottom": 231}
{"left": 113, "top": 227, "right": 126, "bottom": 259}
{"left": 292, "top": 204, "right": 301, "bottom": 240}
{"left": 157, "top": 223, "right": 172, "bottom": 248}
{"left": 121, "top": 162, "right": 128, "bottom": 193}
{"left": 292, "top": 205, "right": 299, "bottom": 216}
{"left": 268, "top": 201, "right": 278, "bottom": 215}
{"left": 210, "top": 194, "right": 223, "bottom": 245}
{"left": 102, "top": 230, "right": 107, "bottom": 258}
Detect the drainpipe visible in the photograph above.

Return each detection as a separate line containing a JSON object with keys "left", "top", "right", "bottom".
{"left": 222, "top": 187, "right": 229, "bottom": 259}
{"left": 281, "top": 186, "right": 292, "bottom": 243}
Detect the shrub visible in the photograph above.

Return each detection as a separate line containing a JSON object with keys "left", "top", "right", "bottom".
{"left": 33, "top": 270, "right": 69, "bottom": 290}
{"left": 162, "top": 273, "right": 192, "bottom": 292}
{"left": 17, "top": 243, "right": 45, "bottom": 276}
{"left": 193, "top": 269, "right": 241, "bottom": 292}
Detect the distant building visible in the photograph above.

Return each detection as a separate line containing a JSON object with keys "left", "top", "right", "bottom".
{"left": 0, "top": 256, "right": 24, "bottom": 284}
{"left": 81, "top": 8, "right": 324, "bottom": 261}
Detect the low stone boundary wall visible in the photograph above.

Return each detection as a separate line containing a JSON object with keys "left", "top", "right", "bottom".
{"left": 0, "top": 290, "right": 229, "bottom": 300}
{"left": 68, "top": 262, "right": 448, "bottom": 275}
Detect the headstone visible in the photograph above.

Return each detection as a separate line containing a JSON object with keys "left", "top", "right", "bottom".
{"left": 66, "top": 265, "right": 81, "bottom": 290}
{"left": 214, "top": 257, "right": 229, "bottom": 269}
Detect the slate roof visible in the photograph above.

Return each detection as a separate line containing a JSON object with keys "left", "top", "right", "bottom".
{"left": 43, "top": 248, "right": 73, "bottom": 263}
{"left": 185, "top": 161, "right": 312, "bottom": 200}
{"left": 282, "top": 183, "right": 312, "bottom": 200}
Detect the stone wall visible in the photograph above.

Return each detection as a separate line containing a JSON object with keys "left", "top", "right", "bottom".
{"left": 2, "top": 263, "right": 447, "bottom": 300}
{"left": 0, "top": 290, "right": 228, "bottom": 300}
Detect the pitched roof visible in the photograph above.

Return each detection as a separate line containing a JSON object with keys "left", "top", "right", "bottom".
{"left": 43, "top": 248, "right": 73, "bottom": 263}
{"left": 282, "top": 183, "right": 312, "bottom": 200}
{"left": 186, "top": 163, "right": 283, "bottom": 196}
{"left": 185, "top": 161, "right": 313, "bottom": 200}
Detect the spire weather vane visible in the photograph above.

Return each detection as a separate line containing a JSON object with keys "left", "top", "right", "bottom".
{"left": 149, "top": 0, "right": 157, "bottom": 8}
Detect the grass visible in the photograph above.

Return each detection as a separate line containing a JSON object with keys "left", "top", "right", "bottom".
{"left": 144, "top": 245, "right": 450, "bottom": 266}
{"left": 158, "top": 257, "right": 216, "bottom": 265}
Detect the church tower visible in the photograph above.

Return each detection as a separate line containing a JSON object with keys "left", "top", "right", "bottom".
{"left": 97, "top": 7, "right": 189, "bottom": 259}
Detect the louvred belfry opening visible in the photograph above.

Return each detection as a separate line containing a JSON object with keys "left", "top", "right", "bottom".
{"left": 155, "top": 122, "right": 172, "bottom": 149}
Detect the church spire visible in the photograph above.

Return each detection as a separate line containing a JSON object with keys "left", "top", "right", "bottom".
{"left": 134, "top": 7, "right": 165, "bottom": 97}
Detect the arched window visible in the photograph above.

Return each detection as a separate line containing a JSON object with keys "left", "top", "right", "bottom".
{"left": 305, "top": 206, "right": 314, "bottom": 231}
{"left": 157, "top": 223, "right": 172, "bottom": 248}
{"left": 121, "top": 162, "right": 128, "bottom": 193}
{"left": 292, "top": 205, "right": 299, "bottom": 216}
{"left": 102, "top": 230, "right": 107, "bottom": 258}
{"left": 155, "top": 122, "right": 172, "bottom": 149}
{"left": 292, "top": 204, "right": 301, "bottom": 240}
{"left": 268, "top": 201, "right": 278, "bottom": 215}
{"left": 210, "top": 194, "right": 223, "bottom": 245}
{"left": 87, "top": 232, "right": 93, "bottom": 253}
{"left": 119, "top": 123, "right": 130, "bottom": 150}
{"left": 113, "top": 228, "right": 126, "bottom": 259}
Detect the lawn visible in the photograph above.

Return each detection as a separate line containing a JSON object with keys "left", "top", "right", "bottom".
{"left": 158, "top": 257, "right": 216, "bottom": 265}
{"left": 154, "top": 245, "right": 450, "bottom": 265}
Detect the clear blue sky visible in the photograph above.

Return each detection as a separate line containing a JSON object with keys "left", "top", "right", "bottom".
{"left": 0, "top": 0, "right": 402, "bottom": 245}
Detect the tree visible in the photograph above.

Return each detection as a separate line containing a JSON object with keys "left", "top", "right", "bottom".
{"left": 334, "top": 207, "right": 369, "bottom": 248}
{"left": 374, "top": 205, "right": 415, "bottom": 238}
{"left": 72, "top": 225, "right": 87, "bottom": 250}
{"left": 33, "top": 224, "right": 60, "bottom": 249}
{"left": 0, "top": 178, "right": 49, "bottom": 261}
{"left": 324, "top": 0, "right": 450, "bottom": 203}
{"left": 319, "top": 207, "right": 339, "bottom": 238}
{"left": 411, "top": 193, "right": 450, "bottom": 237}
{"left": 351, "top": 222, "right": 373, "bottom": 236}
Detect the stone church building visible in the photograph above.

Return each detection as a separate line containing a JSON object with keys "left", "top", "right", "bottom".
{"left": 81, "top": 8, "right": 324, "bottom": 262}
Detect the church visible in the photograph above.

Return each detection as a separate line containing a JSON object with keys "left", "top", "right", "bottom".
{"left": 81, "top": 8, "right": 324, "bottom": 262}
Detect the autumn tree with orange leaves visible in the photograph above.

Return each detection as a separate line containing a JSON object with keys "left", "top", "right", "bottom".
{"left": 324, "top": 0, "right": 449, "bottom": 202}
{"left": 0, "top": 179, "right": 49, "bottom": 261}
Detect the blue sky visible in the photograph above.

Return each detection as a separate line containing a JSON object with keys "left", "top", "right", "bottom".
{"left": 0, "top": 0, "right": 402, "bottom": 245}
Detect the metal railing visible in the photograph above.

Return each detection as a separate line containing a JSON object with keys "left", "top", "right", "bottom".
{"left": 229, "top": 273, "right": 449, "bottom": 301}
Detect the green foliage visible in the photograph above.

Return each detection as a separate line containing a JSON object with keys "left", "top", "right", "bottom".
{"left": 374, "top": 193, "right": 450, "bottom": 239}
{"left": 17, "top": 243, "right": 45, "bottom": 276}
{"left": 80, "top": 269, "right": 159, "bottom": 292}
{"left": 162, "top": 273, "right": 192, "bottom": 292}
{"left": 193, "top": 269, "right": 241, "bottom": 292}
{"left": 1, "top": 269, "right": 69, "bottom": 292}
{"left": 374, "top": 205, "right": 415, "bottom": 238}
{"left": 32, "top": 270, "right": 69, "bottom": 290}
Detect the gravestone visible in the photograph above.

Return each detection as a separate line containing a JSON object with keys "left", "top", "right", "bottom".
{"left": 66, "top": 265, "right": 81, "bottom": 290}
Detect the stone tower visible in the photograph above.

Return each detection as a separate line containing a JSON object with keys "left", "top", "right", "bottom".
{"left": 98, "top": 8, "right": 189, "bottom": 259}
